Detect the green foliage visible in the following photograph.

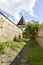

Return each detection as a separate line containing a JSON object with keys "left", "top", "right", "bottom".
{"left": 28, "top": 39, "right": 43, "bottom": 65}
{"left": 11, "top": 42, "right": 24, "bottom": 51}
{"left": 21, "top": 38, "right": 29, "bottom": 42}
{"left": 11, "top": 39, "right": 43, "bottom": 65}
{"left": 11, "top": 38, "right": 26, "bottom": 51}
{"left": 23, "top": 20, "right": 39, "bottom": 39}
{"left": 0, "top": 42, "right": 7, "bottom": 53}
{"left": 5, "top": 40, "right": 14, "bottom": 47}
{"left": 0, "top": 39, "right": 25, "bottom": 54}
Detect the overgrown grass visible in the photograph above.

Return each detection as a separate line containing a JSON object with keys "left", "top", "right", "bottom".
{"left": 27, "top": 39, "right": 43, "bottom": 65}
{"left": 0, "top": 38, "right": 43, "bottom": 65}
{"left": 0, "top": 42, "right": 7, "bottom": 53}
{"left": 0, "top": 39, "right": 26, "bottom": 54}
{"left": 10, "top": 39, "right": 43, "bottom": 65}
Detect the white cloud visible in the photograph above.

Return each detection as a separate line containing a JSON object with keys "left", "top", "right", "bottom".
{"left": 0, "top": 0, "right": 37, "bottom": 23}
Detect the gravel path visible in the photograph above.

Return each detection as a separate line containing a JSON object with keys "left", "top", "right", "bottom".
{"left": 10, "top": 43, "right": 29, "bottom": 65}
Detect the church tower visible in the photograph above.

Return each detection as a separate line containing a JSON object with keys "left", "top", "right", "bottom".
{"left": 17, "top": 16, "right": 26, "bottom": 31}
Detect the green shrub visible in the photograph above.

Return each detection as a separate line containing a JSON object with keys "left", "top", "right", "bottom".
{"left": 0, "top": 43, "right": 7, "bottom": 53}
{"left": 23, "top": 21, "right": 39, "bottom": 39}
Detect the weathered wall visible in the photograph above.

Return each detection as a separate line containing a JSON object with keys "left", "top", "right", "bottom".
{"left": 36, "top": 36, "right": 43, "bottom": 48}
{"left": 17, "top": 25, "right": 25, "bottom": 31}
{"left": 36, "top": 24, "right": 43, "bottom": 48}
{"left": 0, "top": 13, "right": 23, "bottom": 42}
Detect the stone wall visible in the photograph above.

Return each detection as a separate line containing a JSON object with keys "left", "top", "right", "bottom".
{"left": 36, "top": 36, "right": 43, "bottom": 48}
{"left": 0, "top": 13, "right": 23, "bottom": 42}
{"left": 36, "top": 24, "right": 43, "bottom": 48}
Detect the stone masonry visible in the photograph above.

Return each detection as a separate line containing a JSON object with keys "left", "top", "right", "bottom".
{"left": 36, "top": 24, "right": 43, "bottom": 48}
{"left": 0, "top": 12, "right": 23, "bottom": 42}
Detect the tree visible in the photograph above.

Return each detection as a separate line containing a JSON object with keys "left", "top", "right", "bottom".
{"left": 23, "top": 20, "right": 39, "bottom": 39}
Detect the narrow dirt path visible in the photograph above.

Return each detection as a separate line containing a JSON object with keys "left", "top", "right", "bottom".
{"left": 10, "top": 42, "right": 29, "bottom": 65}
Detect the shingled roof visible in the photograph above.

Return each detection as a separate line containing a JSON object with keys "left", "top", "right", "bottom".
{"left": 17, "top": 16, "right": 26, "bottom": 25}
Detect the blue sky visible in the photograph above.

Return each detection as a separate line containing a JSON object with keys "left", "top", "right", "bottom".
{"left": 34, "top": 0, "right": 43, "bottom": 22}
{"left": 0, "top": 0, "right": 43, "bottom": 24}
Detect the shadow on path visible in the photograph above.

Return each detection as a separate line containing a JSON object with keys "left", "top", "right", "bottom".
{"left": 10, "top": 42, "right": 29, "bottom": 65}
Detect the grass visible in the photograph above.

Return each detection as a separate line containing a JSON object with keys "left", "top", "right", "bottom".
{"left": 0, "top": 38, "right": 43, "bottom": 65}
{"left": 0, "top": 42, "right": 7, "bottom": 53}
{"left": 0, "top": 39, "right": 26, "bottom": 54}
{"left": 27, "top": 39, "right": 43, "bottom": 65}
{"left": 11, "top": 41, "right": 25, "bottom": 51}
{"left": 12, "top": 39, "right": 43, "bottom": 65}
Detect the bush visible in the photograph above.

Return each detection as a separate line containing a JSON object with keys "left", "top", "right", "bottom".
{"left": 0, "top": 41, "right": 13, "bottom": 54}
{"left": 0, "top": 43, "right": 7, "bottom": 53}
{"left": 23, "top": 21, "right": 39, "bottom": 39}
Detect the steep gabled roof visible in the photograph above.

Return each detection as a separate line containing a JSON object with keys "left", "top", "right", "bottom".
{"left": 17, "top": 16, "right": 26, "bottom": 25}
